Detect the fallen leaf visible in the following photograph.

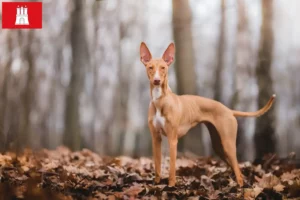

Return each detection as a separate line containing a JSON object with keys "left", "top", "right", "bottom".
{"left": 281, "top": 172, "right": 297, "bottom": 182}
{"left": 273, "top": 183, "right": 285, "bottom": 192}
{"left": 123, "top": 184, "right": 144, "bottom": 196}
{"left": 200, "top": 175, "right": 214, "bottom": 191}
{"left": 257, "top": 173, "right": 280, "bottom": 189}
{"left": 244, "top": 185, "right": 263, "bottom": 199}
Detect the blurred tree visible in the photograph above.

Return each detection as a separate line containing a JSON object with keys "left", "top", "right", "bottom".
{"left": 63, "top": 0, "right": 89, "bottom": 150}
{"left": 214, "top": 0, "right": 225, "bottom": 102}
{"left": 234, "top": 0, "right": 247, "bottom": 160}
{"left": 172, "top": 0, "right": 202, "bottom": 154}
{"left": 20, "top": 31, "right": 35, "bottom": 149}
{"left": 41, "top": 38, "right": 64, "bottom": 149}
{"left": 207, "top": 0, "right": 226, "bottom": 158}
{"left": 119, "top": 0, "right": 145, "bottom": 156}
{"left": 113, "top": 5, "right": 129, "bottom": 155}
{"left": 90, "top": 0, "right": 101, "bottom": 152}
{"left": 254, "top": 0, "right": 276, "bottom": 158}
{"left": 0, "top": 33, "right": 13, "bottom": 152}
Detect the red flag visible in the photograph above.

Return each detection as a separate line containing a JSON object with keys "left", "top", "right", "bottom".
{"left": 2, "top": 2, "right": 42, "bottom": 29}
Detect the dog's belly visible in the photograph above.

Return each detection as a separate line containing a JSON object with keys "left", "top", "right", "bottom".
{"left": 178, "top": 124, "right": 192, "bottom": 137}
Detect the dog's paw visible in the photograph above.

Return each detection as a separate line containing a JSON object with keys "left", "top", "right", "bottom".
{"left": 168, "top": 178, "right": 176, "bottom": 187}
{"left": 237, "top": 177, "right": 244, "bottom": 187}
{"left": 154, "top": 176, "right": 161, "bottom": 184}
{"left": 168, "top": 182, "right": 176, "bottom": 187}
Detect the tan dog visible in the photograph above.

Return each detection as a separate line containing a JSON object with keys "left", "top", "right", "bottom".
{"left": 140, "top": 42, "right": 275, "bottom": 187}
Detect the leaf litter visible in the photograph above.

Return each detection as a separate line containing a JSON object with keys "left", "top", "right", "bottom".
{"left": 0, "top": 148, "right": 300, "bottom": 199}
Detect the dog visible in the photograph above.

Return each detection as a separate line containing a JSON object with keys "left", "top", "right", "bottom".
{"left": 140, "top": 42, "right": 275, "bottom": 187}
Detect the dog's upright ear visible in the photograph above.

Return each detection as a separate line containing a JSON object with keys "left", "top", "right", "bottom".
{"left": 140, "top": 42, "right": 152, "bottom": 65}
{"left": 162, "top": 43, "right": 175, "bottom": 66}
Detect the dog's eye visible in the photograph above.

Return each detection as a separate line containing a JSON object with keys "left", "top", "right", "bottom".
{"left": 161, "top": 66, "right": 165, "bottom": 70}
{"left": 149, "top": 66, "right": 153, "bottom": 70}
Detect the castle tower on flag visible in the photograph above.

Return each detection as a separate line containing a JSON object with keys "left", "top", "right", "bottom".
{"left": 15, "top": 6, "right": 29, "bottom": 25}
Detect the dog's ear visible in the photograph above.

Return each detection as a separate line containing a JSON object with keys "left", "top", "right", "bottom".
{"left": 140, "top": 42, "right": 152, "bottom": 65}
{"left": 162, "top": 43, "right": 175, "bottom": 66}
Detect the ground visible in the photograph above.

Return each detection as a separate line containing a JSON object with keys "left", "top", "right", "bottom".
{"left": 0, "top": 147, "right": 300, "bottom": 199}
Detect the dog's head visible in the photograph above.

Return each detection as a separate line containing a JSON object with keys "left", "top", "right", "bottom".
{"left": 140, "top": 42, "right": 175, "bottom": 86}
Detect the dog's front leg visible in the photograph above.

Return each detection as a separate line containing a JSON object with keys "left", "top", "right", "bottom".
{"left": 167, "top": 133, "right": 178, "bottom": 187}
{"left": 149, "top": 125, "right": 162, "bottom": 184}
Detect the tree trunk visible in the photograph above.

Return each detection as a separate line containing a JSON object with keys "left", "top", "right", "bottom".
{"left": 254, "top": 0, "right": 276, "bottom": 158}
{"left": 0, "top": 33, "right": 13, "bottom": 152}
{"left": 63, "top": 0, "right": 89, "bottom": 150}
{"left": 20, "top": 31, "right": 35, "bottom": 150}
{"left": 234, "top": 0, "right": 247, "bottom": 160}
{"left": 206, "top": 0, "right": 226, "bottom": 157}
{"left": 172, "top": 0, "right": 201, "bottom": 153}
{"left": 90, "top": 1, "right": 101, "bottom": 152}
{"left": 41, "top": 42, "right": 63, "bottom": 149}
{"left": 172, "top": 0, "right": 196, "bottom": 96}
{"left": 214, "top": 0, "right": 226, "bottom": 102}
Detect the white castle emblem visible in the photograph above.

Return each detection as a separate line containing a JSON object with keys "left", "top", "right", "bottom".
{"left": 15, "top": 6, "right": 29, "bottom": 25}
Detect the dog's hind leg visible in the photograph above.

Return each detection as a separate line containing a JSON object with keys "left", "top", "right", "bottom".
{"left": 216, "top": 117, "right": 243, "bottom": 186}
{"left": 205, "top": 122, "right": 229, "bottom": 165}
{"left": 207, "top": 117, "right": 244, "bottom": 187}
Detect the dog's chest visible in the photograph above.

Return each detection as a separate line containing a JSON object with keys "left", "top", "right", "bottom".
{"left": 151, "top": 87, "right": 165, "bottom": 129}
{"left": 152, "top": 87, "right": 162, "bottom": 101}
{"left": 152, "top": 107, "right": 165, "bottom": 130}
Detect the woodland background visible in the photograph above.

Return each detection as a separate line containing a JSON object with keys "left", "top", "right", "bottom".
{"left": 0, "top": 0, "right": 299, "bottom": 162}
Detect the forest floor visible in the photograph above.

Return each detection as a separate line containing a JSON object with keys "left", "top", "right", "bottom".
{"left": 0, "top": 147, "right": 300, "bottom": 200}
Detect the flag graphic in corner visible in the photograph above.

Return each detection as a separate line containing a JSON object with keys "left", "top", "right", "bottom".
{"left": 2, "top": 2, "right": 42, "bottom": 29}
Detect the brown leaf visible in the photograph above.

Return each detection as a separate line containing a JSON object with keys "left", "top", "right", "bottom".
{"left": 108, "top": 195, "right": 116, "bottom": 200}
{"left": 286, "top": 179, "right": 300, "bottom": 197}
{"left": 149, "top": 196, "right": 158, "bottom": 200}
{"left": 187, "top": 197, "right": 200, "bottom": 200}
{"left": 253, "top": 185, "right": 263, "bottom": 197}
{"left": 0, "top": 154, "right": 12, "bottom": 166}
{"left": 207, "top": 190, "right": 220, "bottom": 200}
{"left": 244, "top": 185, "right": 263, "bottom": 199}
{"left": 257, "top": 173, "right": 280, "bottom": 189}
{"left": 228, "top": 177, "right": 238, "bottom": 188}
{"left": 281, "top": 172, "right": 297, "bottom": 182}
{"left": 200, "top": 175, "right": 214, "bottom": 191}
{"left": 123, "top": 184, "right": 144, "bottom": 196}
{"left": 273, "top": 183, "right": 285, "bottom": 192}
{"left": 94, "top": 192, "right": 108, "bottom": 199}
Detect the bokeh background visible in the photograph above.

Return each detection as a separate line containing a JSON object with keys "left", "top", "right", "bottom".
{"left": 0, "top": 0, "right": 299, "bottom": 162}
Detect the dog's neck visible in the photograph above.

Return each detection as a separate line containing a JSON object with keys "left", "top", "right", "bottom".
{"left": 150, "top": 78, "right": 171, "bottom": 101}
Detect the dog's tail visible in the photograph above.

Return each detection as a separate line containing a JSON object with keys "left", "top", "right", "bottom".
{"left": 232, "top": 94, "right": 276, "bottom": 117}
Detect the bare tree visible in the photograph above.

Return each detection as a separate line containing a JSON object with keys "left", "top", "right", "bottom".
{"left": 89, "top": 1, "right": 101, "bottom": 152}
{"left": 19, "top": 31, "right": 35, "bottom": 149}
{"left": 234, "top": 0, "right": 248, "bottom": 160}
{"left": 41, "top": 40, "right": 64, "bottom": 149}
{"left": 112, "top": 18, "right": 129, "bottom": 155}
{"left": 172, "top": 0, "right": 202, "bottom": 153}
{"left": 214, "top": 0, "right": 226, "bottom": 102}
{"left": 63, "top": 0, "right": 89, "bottom": 150}
{"left": 254, "top": 0, "right": 276, "bottom": 158}
{"left": 0, "top": 33, "right": 13, "bottom": 152}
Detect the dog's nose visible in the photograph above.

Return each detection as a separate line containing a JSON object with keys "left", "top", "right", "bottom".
{"left": 154, "top": 79, "right": 160, "bottom": 85}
